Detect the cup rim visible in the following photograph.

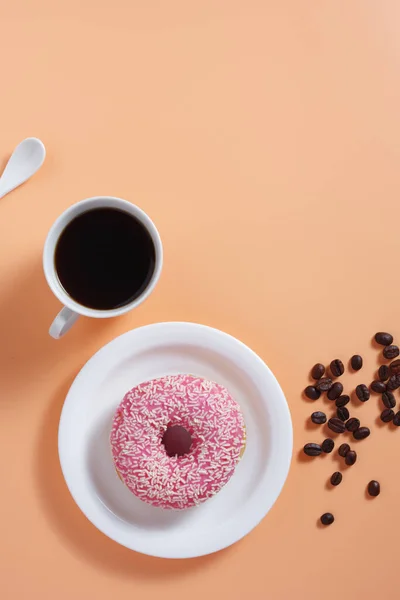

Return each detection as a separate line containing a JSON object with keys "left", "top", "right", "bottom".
{"left": 43, "top": 196, "right": 163, "bottom": 318}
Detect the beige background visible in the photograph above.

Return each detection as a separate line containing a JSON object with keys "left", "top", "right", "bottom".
{"left": 2, "top": 1, "right": 400, "bottom": 598}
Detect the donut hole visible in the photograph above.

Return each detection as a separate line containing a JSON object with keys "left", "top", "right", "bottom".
{"left": 162, "top": 425, "right": 192, "bottom": 457}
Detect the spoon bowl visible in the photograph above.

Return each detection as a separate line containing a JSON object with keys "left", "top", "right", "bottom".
{"left": 0, "top": 137, "right": 46, "bottom": 199}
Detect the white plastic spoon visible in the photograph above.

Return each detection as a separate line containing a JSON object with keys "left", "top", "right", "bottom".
{"left": 0, "top": 137, "right": 46, "bottom": 199}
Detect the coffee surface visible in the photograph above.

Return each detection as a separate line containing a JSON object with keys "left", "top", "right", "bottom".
{"left": 55, "top": 207, "right": 155, "bottom": 310}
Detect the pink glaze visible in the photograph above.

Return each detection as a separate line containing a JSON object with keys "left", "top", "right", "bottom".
{"left": 110, "top": 374, "right": 246, "bottom": 509}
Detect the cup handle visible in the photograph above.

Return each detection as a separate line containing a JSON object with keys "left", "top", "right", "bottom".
{"left": 49, "top": 307, "right": 80, "bottom": 339}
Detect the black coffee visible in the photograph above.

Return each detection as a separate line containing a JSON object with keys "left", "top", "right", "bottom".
{"left": 55, "top": 208, "right": 156, "bottom": 310}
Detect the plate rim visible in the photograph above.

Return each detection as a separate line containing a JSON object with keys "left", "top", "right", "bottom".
{"left": 58, "top": 322, "right": 293, "bottom": 558}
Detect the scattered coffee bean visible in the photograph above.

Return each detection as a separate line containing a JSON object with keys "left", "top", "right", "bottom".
{"left": 303, "top": 443, "right": 322, "bottom": 456}
{"left": 383, "top": 345, "right": 400, "bottom": 360}
{"left": 386, "top": 374, "right": 400, "bottom": 391}
{"left": 338, "top": 443, "right": 350, "bottom": 457}
{"left": 382, "top": 391, "right": 396, "bottom": 409}
{"left": 371, "top": 380, "right": 386, "bottom": 393}
{"left": 380, "top": 408, "right": 394, "bottom": 422}
{"left": 353, "top": 426, "right": 370, "bottom": 440}
{"left": 367, "top": 480, "right": 380, "bottom": 497}
{"left": 330, "top": 359, "right": 344, "bottom": 378}
{"left": 328, "top": 417, "right": 346, "bottom": 434}
{"left": 311, "top": 363, "right": 325, "bottom": 380}
{"left": 375, "top": 332, "right": 393, "bottom": 346}
{"left": 321, "top": 438, "right": 335, "bottom": 453}
{"left": 320, "top": 512, "right": 334, "bottom": 526}
{"left": 305, "top": 385, "right": 321, "bottom": 400}
{"left": 330, "top": 472, "right": 342, "bottom": 486}
{"left": 346, "top": 417, "right": 360, "bottom": 432}
{"left": 356, "top": 384, "right": 370, "bottom": 402}
{"left": 378, "top": 364, "right": 390, "bottom": 381}
{"left": 345, "top": 450, "right": 357, "bottom": 465}
{"left": 351, "top": 354, "right": 363, "bottom": 371}
{"left": 337, "top": 406, "right": 350, "bottom": 421}
{"left": 311, "top": 411, "right": 326, "bottom": 425}
{"left": 393, "top": 411, "right": 400, "bottom": 426}
{"left": 316, "top": 377, "right": 333, "bottom": 392}
{"left": 389, "top": 359, "right": 400, "bottom": 375}
{"left": 304, "top": 332, "right": 396, "bottom": 516}
{"left": 327, "top": 382, "right": 343, "bottom": 400}
{"left": 336, "top": 394, "right": 350, "bottom": 407}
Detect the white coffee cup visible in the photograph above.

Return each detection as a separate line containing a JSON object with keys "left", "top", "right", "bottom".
{"left": 43, "top": 196, "right": 163, "bottom": 339}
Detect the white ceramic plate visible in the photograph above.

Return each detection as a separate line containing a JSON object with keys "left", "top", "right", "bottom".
{"left": 58, "top": 322, "right": 292, "bottom": 558}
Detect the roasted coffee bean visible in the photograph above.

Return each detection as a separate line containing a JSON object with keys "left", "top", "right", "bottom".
{"left": 356, "top": 384, "right": 370, "bottom": 402}
{"left": 386, "top": 375, "right": 400, "bottom": 391}
{"left": 316, "top": 377, "right": 333, "bottom": 392}
{"left": 383, "top": 345, "right": 400, "bottom": 360}
{"left": 311, "top": 411, "right": 326, "bottom": 425}
{"left": 367, "top": 480, "right": 380, "bottom": 497}
{"left": 330, "top": 359, "right": 344, "bottom": 378}
{"left": 311, "top": 363, "right": 325, "bottom": 380}
{"left": 371, "top": 380, "right": 386, "bottom": 393}
{"left": 345, "top": 417, "right": 360, "bottom": 432}
{"left": 378, "top": 364, "right": 390, "bottom": 381}
{"left": 336, "top": 394, "right": 350, "bottom": 407}
{"left": 380, "top": 408, "right": 394, "bottom": 422}
{"left": 328, "top": 417, "right": 346, "bottom": 434}
{"left": 337, "top": 406, "right": 350, "bottom": 421}
{"left": 351, "top": 354, "right": 363, "bottom": 371}
{"left": 390, "top": 359, "right": 400, "bottom": 375}
{"left": 305, "top": 385, "right": 321, "bottom": 400}
{"left": 382, "top": 391, "right": 396, "bottom": 409}
{"left": 393, "top": 411, "right": 400, "bottom": 426}
{"left": 327, "top": 382, "right": 343, "bottom": 400}
{"left": 303, "top": 442, "right": 322, "bottom": 456}
{"left": 345, "top": 450, "right": 357, "bottom": 465}
{"left": 353, "top": 426, "right": 370, "bottom": 440}
{"left": 330, "top": 472, "right": 342, "bottom": 486}
{"left": 375, "top": 332, "right": 393, "bottom": 346}
{"left": 338, "top": 443, "right": 350, "bottom": 457}
{"left": 320, "top": 512, "right": 334, "bottom": 526}
{"left": 321, "top": 438, "right": 335, "bottom": 453}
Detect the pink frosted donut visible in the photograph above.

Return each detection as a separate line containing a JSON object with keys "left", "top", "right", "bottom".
{"left": 110, "top": 374, "right": 246, "bottom": 509}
